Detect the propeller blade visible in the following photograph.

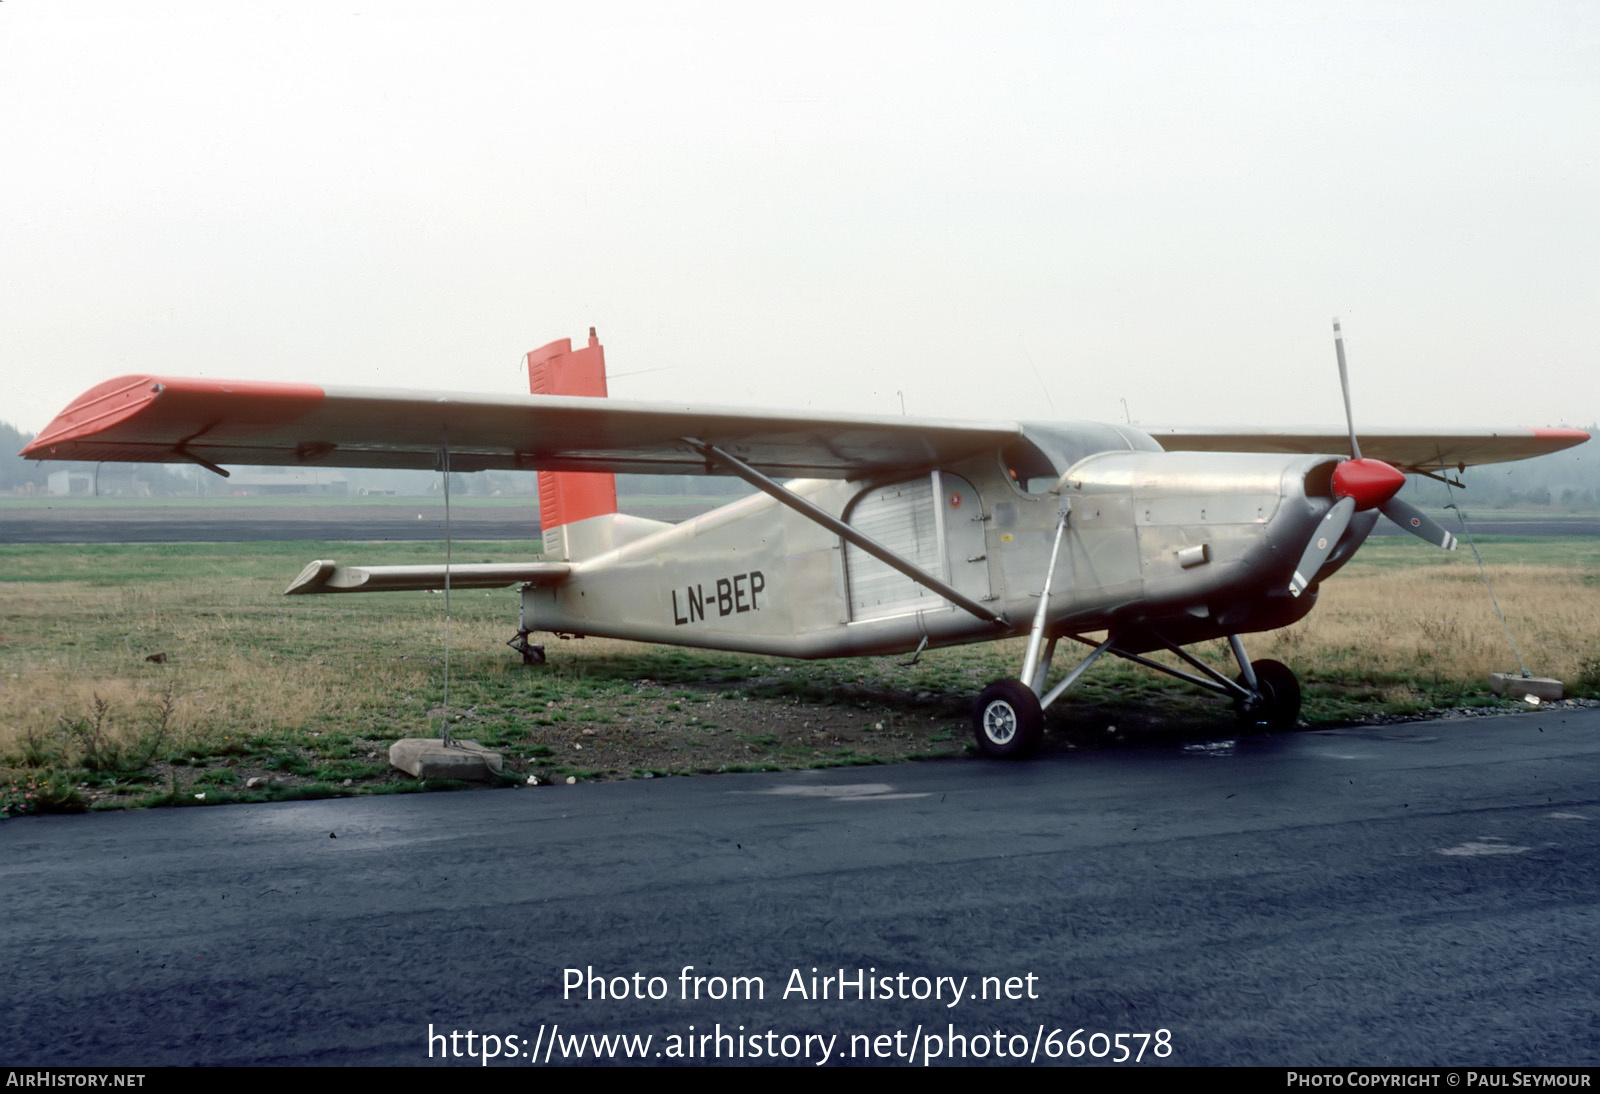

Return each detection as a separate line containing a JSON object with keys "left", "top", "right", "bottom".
{"left": 1290, "top": 495, "right": 1355, "bottom": 597}
{"left": 1332, "top": 318, "right": 1361, "bottom": 460}
{"left": 1380, "top": 496, "right": 1458, "bottom": 550}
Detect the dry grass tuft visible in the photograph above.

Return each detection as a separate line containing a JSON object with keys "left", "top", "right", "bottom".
{"left": 1261, "top": 562, "right": 1598, "bottom": 684}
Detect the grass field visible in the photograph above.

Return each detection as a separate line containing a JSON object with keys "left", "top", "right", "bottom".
{"left": 2, "top": 535, "right": 1595, "bottom": 815}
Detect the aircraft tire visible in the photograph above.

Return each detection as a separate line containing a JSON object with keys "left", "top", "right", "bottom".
{"left": 1236, "top": 659, "right": 1301, "bottom": 730}
{"left": 973, "top": 679, "right": 1043, "bottom": 759}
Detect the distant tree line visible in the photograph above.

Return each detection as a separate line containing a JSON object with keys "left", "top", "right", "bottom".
{"left": 0, "top": 422, "right": 45, "bottom": 492}
{"left": 1, "top": 422, "right": 192, "bottom": 496}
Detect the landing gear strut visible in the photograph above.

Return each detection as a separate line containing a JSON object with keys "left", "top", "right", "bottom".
{"left": 969, "top": 626, "right": 1303, "bottom": 759}
{"left": 972, "top": 501, "right": 1072, "bottom": 760}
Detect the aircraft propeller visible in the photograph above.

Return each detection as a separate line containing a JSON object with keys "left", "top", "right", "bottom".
{"left": 1288, "top": 321, "right": 1458, "bottom": 597}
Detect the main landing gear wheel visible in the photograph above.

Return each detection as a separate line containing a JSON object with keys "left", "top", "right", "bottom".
{"left": 1236, "top": 658, "right": 1301, "bottom": 730}
{"left": 973, "top": 679, "right": 1043, "bottom": 759}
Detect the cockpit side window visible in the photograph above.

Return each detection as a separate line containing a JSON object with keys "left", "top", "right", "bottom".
{"left": 1003, "top": 421, "right": 1162, "bottom": 496}
{"left": 999, "top": 439, "right": 1060, "bottom": 496}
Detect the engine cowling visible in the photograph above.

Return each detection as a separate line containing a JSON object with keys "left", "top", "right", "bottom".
{"left": 1045, "top": 449, "right": 1367, "bottom": 643}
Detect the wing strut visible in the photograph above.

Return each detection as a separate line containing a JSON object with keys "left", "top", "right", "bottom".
{"left": 684, "top": 438, "right": 1008, "bottom": 627}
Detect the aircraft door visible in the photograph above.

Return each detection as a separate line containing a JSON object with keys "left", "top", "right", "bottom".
{"left": 845, "top": 471, "right": 991, "bottom": 622}
{"left": 939, "top": 472, "right": 990, "bottom": 607}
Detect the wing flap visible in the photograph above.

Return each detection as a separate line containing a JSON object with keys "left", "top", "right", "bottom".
{"left": 285, "top": 559, "right": 572, "bottom": 595}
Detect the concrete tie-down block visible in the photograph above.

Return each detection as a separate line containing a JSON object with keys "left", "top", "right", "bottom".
{"left": 389, "top": 738, "right": 504, "bottom": 780}
{"left": 1488, "top": 673, "right": 1564, "bottom": 703}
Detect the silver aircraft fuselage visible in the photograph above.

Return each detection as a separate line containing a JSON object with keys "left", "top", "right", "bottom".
{"left": 521, "top": 422, "right": 1366, "bottom": 659}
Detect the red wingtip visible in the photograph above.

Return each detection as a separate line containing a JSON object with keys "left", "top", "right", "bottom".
{"left": 23, "top": 376, "right": 166, "bottom": 455}
{"left": 22, "top": 375, "right": 325, "bottom": 460}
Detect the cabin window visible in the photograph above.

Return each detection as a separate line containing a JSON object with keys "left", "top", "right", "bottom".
{"left": 999, "top": 440, "right": 1059, "bottom": 496}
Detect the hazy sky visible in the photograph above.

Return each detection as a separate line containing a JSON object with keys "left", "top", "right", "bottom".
{"left": 3, "top": 1, "right": 1596, "bottom": 438}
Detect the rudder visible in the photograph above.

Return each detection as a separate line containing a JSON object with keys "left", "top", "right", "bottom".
{"left": 527, "top": 328, "right": 617, "bottom": 561}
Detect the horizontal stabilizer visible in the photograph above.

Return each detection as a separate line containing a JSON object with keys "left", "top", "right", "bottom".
{"left": 285, "top": 559, "right": 571, "bottom": 595}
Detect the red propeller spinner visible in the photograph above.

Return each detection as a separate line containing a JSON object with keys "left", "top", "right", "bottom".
{"left": 1330, "top": 457, "right": 1406, "bottom": 511}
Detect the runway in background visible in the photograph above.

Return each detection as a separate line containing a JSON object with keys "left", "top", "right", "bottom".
{"left": 4, "top": 502, "right": 1595, "bottom": 543}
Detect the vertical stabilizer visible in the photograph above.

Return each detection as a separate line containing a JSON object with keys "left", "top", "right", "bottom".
{"left": 526, "top": 329, "right": 619, "bottom": 561}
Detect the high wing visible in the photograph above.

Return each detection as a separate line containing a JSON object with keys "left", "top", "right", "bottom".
{"left": 20, "top": 374, "right": 1025, "bottom": 477}
{"left": 21, "top": 374, "right": 1589, "bottom": 477}
{"left": 1146, "top": 426, "right": 1591, "bottom": 473}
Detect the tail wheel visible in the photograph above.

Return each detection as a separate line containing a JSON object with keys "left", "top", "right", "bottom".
{"left": 1236, "top": 658, "right": 1301, "bottom": 730}
{"left": 973, "top": 679, "right": 1044, "bottom": 759}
